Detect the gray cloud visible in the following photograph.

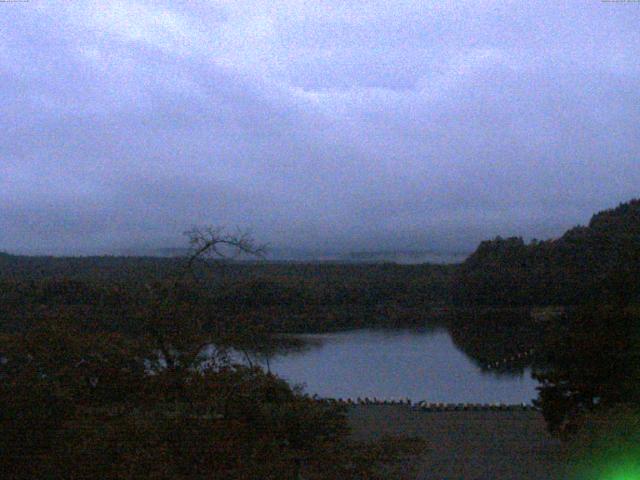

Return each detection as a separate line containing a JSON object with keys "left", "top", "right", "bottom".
{"left": 1, "top": 1, "right": 639, "bottom": 255}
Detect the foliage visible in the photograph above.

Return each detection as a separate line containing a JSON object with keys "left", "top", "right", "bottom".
{"left": 532, "top": 306, "right": 640, "bottom": 437}
{"left": 0, "top": 228, "right": 427, "bottom": 479}
{"left": 0, "top": 261, "right": 454, "bottom": 334}
{"left": 0, "top": 309, "right": 428, "bottom": 479}
{"left": 453, "top": 199, "right": 640, "bottom": 306}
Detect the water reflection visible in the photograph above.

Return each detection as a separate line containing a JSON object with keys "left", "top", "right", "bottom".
{"left": 267, "top": 329, "right": 539, "bottom": 404}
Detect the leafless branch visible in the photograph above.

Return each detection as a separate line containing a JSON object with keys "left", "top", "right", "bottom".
{"left": 183, "top": 226, "right": 267, "bottom": 272}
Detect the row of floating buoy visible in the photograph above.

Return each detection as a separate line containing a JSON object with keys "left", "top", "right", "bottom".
{"left": 315, "top": 398, "right": 539, "bottom": 411}
{"left": 320, "top": 397, "right": 412, "bottom": 406}
{"left": 485, "top": 348, "right": 536, "bottom": 370}
{"left": 412, "top": 401, "right": 539, "bottom": 412}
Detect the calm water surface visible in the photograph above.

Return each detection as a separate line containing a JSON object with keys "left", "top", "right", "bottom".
{"left": 268, "top": 329, "right": 539, "bottom": 404}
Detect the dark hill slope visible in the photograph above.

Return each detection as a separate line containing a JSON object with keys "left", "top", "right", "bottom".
{"left": 453, "top": 199, "right": 640, "bottom": 306}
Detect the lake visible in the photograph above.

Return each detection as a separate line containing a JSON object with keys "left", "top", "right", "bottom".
{"left": 267, "top": 328, "right": 539, "bottom": 404}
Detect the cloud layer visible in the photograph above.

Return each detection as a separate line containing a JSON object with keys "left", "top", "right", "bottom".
{"left": 1, "top": 1, "right": 639, "bottom": 254}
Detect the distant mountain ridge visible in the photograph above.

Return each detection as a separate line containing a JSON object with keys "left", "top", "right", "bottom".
{"left": 112, "top": 246, "right": 468, "bottom": 264}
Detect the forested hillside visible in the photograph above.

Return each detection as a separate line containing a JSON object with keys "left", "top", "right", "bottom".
{"left": 0, "top": 256, "right": 454, "bottom": 333}
{"left": 453, "top": 199, "right": 640, "bottom": 306}
{"left": 1, "top": 199, "right": 638, "bottom": 323}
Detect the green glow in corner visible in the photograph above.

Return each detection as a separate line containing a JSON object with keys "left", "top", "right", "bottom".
{"left": 565, "top": 447, "right": 640, "bottom": 479}
{"left": 604, "top": 462, "right": 640, "bottom": 480}
{"left": 562, "top": 408, "right": 640, "bottom": 480}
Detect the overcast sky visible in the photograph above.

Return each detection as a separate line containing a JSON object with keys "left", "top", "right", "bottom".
{"left": 1, "top": 1, "right": 639, "bottom": 255}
